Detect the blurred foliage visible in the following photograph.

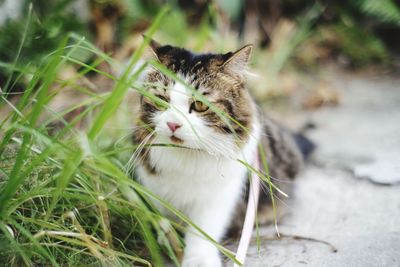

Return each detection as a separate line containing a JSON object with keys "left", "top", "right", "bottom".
{"left": 0, "top": 0, "right": 398, "bottom": 127}
{"left": 356, "top": 0, "right": 400, "bottom": 24}
{"left": 0, "top": 1, "right": 89, "bottom": 65}
{"left": 0, "top": 0, "right": 399, "bottom": 76}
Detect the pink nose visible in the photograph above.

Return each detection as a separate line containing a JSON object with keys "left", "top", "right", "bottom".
{"left": 167, "top": 122, "right": 182, "bottom": 132}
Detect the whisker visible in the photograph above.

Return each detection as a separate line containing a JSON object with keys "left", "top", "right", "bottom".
{"left": 114, "top": 132, "right": 134, "bottom": 147}
{"left": 259, "top": 181, "right": 290, "bottom": 208}
{"left": 125, "top": 131, "right": 155, "bottom": 174}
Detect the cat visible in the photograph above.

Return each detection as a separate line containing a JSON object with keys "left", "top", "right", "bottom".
{"left": 132, "top": 38, "right": 314, "bottom": 267}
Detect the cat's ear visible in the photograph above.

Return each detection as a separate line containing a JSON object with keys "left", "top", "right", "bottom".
{"left": 143, "top": 35, "right": 164, "bottom": 62}
{"left": 149, "top": 39, "right": 162, "bottom": 58}
{"left": 222, "top": 45, "right": 252, "bottom": 77}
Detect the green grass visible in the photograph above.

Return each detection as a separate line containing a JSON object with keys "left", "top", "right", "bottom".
{"left": 1, "top": 0, "right": 399, "bottom": 264}
{"left": 0, "top": 5, "right": 277, "bottom": 267}
{"left": 0, "top": 1, "right": 338, "bottom": 265}
{"left": 0, "top": 6, "right": 187, "bottom": 266}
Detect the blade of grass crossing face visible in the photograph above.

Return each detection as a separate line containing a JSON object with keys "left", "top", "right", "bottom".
{"left": 87, "top": 6, "right": 170, "bottom": 140}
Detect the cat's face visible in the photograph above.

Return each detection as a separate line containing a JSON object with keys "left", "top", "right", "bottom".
{"left": 135, "top": 39, "right": 255, "bottom": 156}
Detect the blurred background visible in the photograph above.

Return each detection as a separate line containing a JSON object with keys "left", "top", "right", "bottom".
{"left": 1, "top": 0, "right": 399, "bottom": 103}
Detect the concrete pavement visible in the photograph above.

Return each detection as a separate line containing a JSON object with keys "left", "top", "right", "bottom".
{"left": 244, "top": 70, "right": 400, "bottom": 267}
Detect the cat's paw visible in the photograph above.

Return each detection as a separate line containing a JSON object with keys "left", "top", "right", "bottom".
{"left": 181, "top": 252, "right": 222, "bottom": 267}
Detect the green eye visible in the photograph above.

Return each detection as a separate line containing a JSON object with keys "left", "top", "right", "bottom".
{"left": 154, "top": 95, "right": 168, "bottom": 109}
{"left": 190, "top": 100, "right": 209, "bottom": 113}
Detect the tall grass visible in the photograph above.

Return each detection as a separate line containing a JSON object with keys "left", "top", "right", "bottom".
{"left": 0, "top": 6, "right": 185, "bottom": 266}
{"left": 0, "top": 4, "right": 285, "bottom": 266}
{"left": 1, "top": 0, "right": 398, "bottom": 264}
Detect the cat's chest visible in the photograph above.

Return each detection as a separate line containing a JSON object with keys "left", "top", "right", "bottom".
{"left": 147, "top": 147, "right": 243, "bottom": 181}
{"left": 137, "top": 147, "right": 247, "bottom": 210}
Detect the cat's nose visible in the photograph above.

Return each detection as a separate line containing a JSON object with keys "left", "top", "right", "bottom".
{"left": 167, "top": 122, "right": 182, "bottom": 132}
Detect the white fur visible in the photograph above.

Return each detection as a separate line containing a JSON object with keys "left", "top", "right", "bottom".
{"left": 136, "top": 79, "right": 261, "bottom": 267}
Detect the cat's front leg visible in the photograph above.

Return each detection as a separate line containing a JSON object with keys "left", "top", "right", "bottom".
{"left": 182, "top": 194, "right": 238, "bottom": 267}
{"left": 182, "top": 231, "right": 222, "bottom": 267}
{"left": 182, "top": 220, "right": 223, "bottom": 267}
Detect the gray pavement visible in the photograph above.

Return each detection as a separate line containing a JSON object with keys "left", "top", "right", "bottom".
{"left": 245, "top": 71, "right": 400, "bottom": 267}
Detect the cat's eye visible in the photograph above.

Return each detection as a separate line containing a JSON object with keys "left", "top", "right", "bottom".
{"left": 153, "top": 95, "right": 168, "bottom": 109}
{"left": 190, "top": 100, "right": 209, "bottom": 113}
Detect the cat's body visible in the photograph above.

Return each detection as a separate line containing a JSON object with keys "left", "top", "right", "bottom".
{"left": 132, "top": 39, "right": 312, "bottom": 267}
{"left": 137, "top": 122, "right": 260, "bottom": 267}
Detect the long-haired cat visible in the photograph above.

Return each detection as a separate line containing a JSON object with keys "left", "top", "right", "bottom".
{"left": 132, "top": 39, "right": 313, "bottom": 267}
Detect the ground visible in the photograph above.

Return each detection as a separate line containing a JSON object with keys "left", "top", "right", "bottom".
{"left": 243, "top": 69, "right": 400, "bottom": 267}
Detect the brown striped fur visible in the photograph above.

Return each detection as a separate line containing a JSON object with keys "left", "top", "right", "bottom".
{"left": 132, "top": 40, "right": 313, "bottom": 235}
